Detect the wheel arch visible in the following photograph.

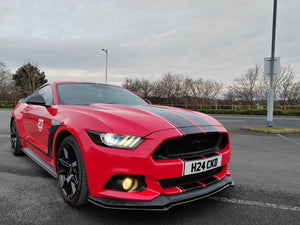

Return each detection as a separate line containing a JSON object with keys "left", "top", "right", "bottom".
{"left": 53, "top": 128, "right": 88, "bottom": 171}
{"left": 53, "top": 130, "right": 73, "bottom": 170}
{"left": 10, "top": 116, "right": 15, "bottom": 127}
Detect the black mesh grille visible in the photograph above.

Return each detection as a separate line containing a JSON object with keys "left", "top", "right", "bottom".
{"left": 158, "top": 166, "right": 223, "bottom": 189}
{"left": 153, "top": 132, "right": 228, "bottom": 160}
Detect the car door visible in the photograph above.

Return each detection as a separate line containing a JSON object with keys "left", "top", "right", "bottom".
{"left": 23, "top": 85, "right": 54, "bottom": 157}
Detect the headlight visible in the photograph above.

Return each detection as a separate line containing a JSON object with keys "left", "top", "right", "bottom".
{"left": 87, "top": 130, "right": 144, "bottom": 149}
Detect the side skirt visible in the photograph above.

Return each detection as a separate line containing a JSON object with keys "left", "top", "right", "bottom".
{"left": 21, "top": 147, "right": 57, "bottom": 179}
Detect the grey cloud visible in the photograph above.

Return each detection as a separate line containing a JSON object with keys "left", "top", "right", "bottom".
{"left": 0, "top": 0, "right": 299, "bottom": 85}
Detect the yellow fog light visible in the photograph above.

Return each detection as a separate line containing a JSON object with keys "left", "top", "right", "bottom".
{"left": 122, "top": 177, "right": 138, "bottom": 192}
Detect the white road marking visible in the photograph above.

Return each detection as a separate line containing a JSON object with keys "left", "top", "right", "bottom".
{"left": 277, "top": 134, "right": 300, "bottom": 147}
{"left": 209, "top": 196, "right": 300, "bottom": 212}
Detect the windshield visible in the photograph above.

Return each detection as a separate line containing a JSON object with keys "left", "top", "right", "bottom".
{"left": 56, "top": 83, "right": 147, "bottom": 105}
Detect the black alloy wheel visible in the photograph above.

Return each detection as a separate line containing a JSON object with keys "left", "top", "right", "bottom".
{"left": 57, "top": 136, "right": 88, "bottom": 206}
{"left": 10, "top": 120, "right": 24, "bottom": 156}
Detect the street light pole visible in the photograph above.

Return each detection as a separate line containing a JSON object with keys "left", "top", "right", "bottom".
{"left": 267, "top": 0, "right": 278, "bottom": 127}
{"left": 101, "top": 49, "right": 108, "bottom": 84}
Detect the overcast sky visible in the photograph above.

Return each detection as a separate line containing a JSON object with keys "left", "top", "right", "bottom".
{"left": 1, "top": 0, "right": 299, "bottom": 85}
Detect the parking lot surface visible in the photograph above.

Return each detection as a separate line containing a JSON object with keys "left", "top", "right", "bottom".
{"left": 1, "top": 109, "right": 299, "bottom": 225}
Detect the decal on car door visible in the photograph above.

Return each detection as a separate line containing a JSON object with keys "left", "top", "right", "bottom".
{"left": 38, "top": 119, "right": 44, "bottom": 131}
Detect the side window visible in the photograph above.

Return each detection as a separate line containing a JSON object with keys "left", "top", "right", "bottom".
{"left": 38, "top": 85, "right": 54, "bottom": 106}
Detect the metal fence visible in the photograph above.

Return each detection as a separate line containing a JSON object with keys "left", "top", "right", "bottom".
{"left": 162, "top": 104, "right": 300, "bottom": 111}
{"left": 1, "top": 101, "right": 300, "bottom": 111}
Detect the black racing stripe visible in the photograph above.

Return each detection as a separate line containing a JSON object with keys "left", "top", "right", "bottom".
{"left": 180, "top": 125, "right": 219, "bottom": 134}
{"left": 199, "top": 125, "right": 220, "bottom": 133}
{"left": 139, "top": 106, "right": 197, "bottom": 129}
{"left": 180, "top": 126, "right": 202, "bottom": 135}
{"left": 166, "top": 108, "right": 213, "bottom": 127}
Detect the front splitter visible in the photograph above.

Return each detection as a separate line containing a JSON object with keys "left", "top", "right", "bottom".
{"left": 88, "top": 175, "right": 234, "bottom": 211}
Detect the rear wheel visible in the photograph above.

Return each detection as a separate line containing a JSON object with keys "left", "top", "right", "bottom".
{"left": 57, "top": 136, "right": 89, "bottom": 206}
{"left": 10, "top": 120, "right": 24, "bottom": 156}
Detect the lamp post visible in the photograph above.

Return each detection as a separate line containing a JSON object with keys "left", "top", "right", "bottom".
{"left": 101, "top": 49, "right": 108, "bottom": 84}
{"left": 266, "top": 0, "right": 278, "bottom": 127}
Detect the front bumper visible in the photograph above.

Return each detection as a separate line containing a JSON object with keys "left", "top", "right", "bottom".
{"left": 81, "top": 128, "right": 232, "bottom": 199}
{"left": 88, "top": 175, "right": 234, "bottom": 211}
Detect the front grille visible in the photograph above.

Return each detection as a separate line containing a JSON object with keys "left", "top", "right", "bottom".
{"left": 153, "top": 132, "right": 228, "bottom": 160}
{"left": 158, "top": 166, "right": 223, "bottom": 190}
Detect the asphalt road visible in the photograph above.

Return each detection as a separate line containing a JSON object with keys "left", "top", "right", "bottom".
{"left": 1, "top": 109, "right": 299, "bottom": 225}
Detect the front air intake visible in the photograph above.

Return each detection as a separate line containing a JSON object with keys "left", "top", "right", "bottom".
{"left": 152, "top": 132, "right": 228, "bottom": 161}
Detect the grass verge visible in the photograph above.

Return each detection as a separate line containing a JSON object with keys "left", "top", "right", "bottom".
{"left": 241, "top": 126, "right": 300, "bottom": 134}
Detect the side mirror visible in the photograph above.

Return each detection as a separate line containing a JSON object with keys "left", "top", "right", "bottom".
{"left": 26, "top": 94, "right": 46, "bottom": 106}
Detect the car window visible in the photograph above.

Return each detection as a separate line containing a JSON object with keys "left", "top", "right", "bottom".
{"left": 57, "top": 83, "right": 147, "bottom": 106}
{"left": 38, "top": 85, "right": 54, "bottom": 106}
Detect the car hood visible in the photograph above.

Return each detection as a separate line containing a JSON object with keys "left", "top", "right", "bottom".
{"left": 61, "top": 104, "right": 225, "bottom": 137}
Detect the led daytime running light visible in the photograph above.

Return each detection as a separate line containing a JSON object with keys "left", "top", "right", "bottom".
{"left": 99, "top": 133, "right": 143, "bottom": 149}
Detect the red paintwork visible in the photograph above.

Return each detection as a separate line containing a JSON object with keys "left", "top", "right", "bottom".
{"left": 11, "top": 81, "right": 232, "bottom": 202}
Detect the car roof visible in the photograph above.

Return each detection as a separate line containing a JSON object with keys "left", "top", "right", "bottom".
{"left": 43, "top": 81, "right": 118, "bottom": 88}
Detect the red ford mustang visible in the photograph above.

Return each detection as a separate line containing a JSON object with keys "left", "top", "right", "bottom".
{"left": 11, "top": 81, "right": 233, "bottom": 210}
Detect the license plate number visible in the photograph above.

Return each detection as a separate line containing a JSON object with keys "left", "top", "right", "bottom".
{"left": 184, "top": 155, "right": 222, "bottom": 176}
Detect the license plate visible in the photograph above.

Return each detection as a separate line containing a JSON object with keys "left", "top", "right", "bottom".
{"left": 183, "top": 155, "right": 222, "bottom": 176}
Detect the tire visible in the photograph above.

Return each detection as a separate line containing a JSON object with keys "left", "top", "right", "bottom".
{"left": 57, "top": 135, "right": 89, "bottom": 206}
{"left": 10, "top": 119, "right": 24, "bottom": 156}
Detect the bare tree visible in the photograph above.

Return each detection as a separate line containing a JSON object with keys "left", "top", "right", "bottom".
{"left": 229, "top": 64, "right": 300, "bottom": 108}
{"left": 277, "top": 66, "right": 296, "bottom": 109}
{"left": 192, "top": 78, "right": 223, "bottom": 104}
{"left": 122, "top": 78, "right": 140, "bottom": 93}
{"left": 202, "top": 80, "right": 223, "bottom": 103}
{"left": 150, "top": 80, "right": 163, "bottom": 104}
{"left": 136, "top": 78, "right": 152, "bottom": 99}
{"left": 288, "top": 81, "right": 300, "bottom": 105}
{"left": 181, "top": 77, "right": 195, "bottom": 104}
{"left": 194, "top": 78, "right": 205, "bottom": 100}
{"left": 224, "top": 85, "right": 236, "bottom": 104}
{"left": 256, "top": 75, "right": 281, "bottom": 104}
{"left": 183, "top": 77, "right": 196, "bottom": 97}
{"left": 0, "top": 61, "right": 13, "bottom": 100}
{"left": 123, "top": 74, "right": 224, "bottom": 105}
{"left": 231, "top": 64, "right": 261, "bottom": 104}
{"left": 160, "top": 73, "right": 183, "bottom": 104}
{"left": 256, "top": 76, "right": 269, "bottom": 104}
{"left": 123, "top": 77, "right": 153, "bottom": 99}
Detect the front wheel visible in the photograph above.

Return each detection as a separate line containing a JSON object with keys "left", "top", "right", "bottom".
{"left": 57, "top": 136, "right": 89, "bottom": 206}
{"left": 10, "top": 119, "right": 24, "bottom": 156}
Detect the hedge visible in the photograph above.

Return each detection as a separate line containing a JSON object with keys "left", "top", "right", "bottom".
{"left": 0, "top": 103, "right": 16, "bottom": 108}
{"left": 1, "top": 103, "right": 300, "bottom": 116}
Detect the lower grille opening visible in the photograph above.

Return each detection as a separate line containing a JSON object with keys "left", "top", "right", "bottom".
{"left": 158, "top": 166, "right": 223, "bottom": 190}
